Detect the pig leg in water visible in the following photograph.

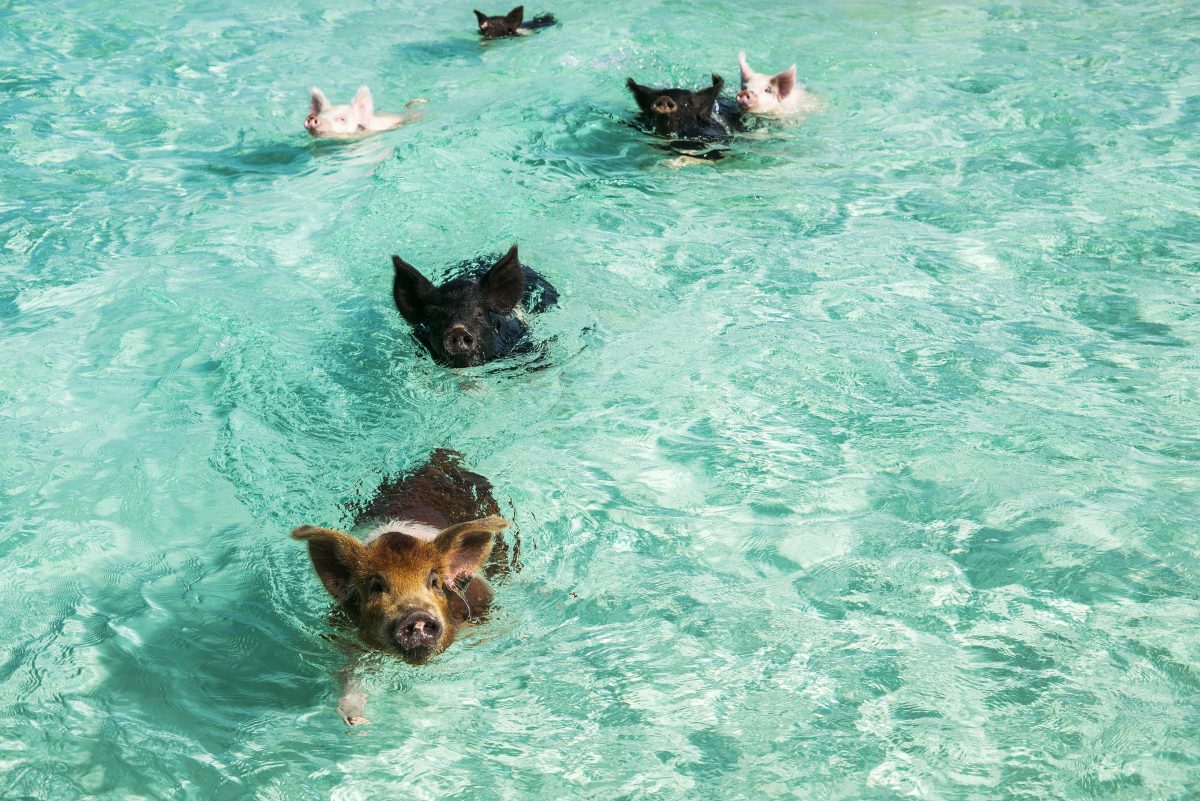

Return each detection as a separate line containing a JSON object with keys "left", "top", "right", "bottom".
{"left": 336, "top": 652, "right": 369, "bottom": 726}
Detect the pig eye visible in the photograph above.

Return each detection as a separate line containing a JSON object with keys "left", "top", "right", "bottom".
{"left": 427, "top": 571, "right": 441, "bottom": 590}
{"left": 369, "top": 575, "right": 388, "bottom": 595}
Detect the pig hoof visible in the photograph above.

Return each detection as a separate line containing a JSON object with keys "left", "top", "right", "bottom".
{"left": 406, "top": 98, "right": 428, "bottom": 109}
{"left": 337, "top": 691, "right": 369, "bottom": 726}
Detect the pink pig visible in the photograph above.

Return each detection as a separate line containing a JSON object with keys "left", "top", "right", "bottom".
{"left": 304, "top": 86, "right": 424, "bottom": 138}
{"left": 735, "top": 52, "right": 818, "bottom": 116}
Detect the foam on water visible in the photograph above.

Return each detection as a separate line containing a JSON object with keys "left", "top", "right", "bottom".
{"left": 1, "top": 0, "right": 1198, "bottom": 798}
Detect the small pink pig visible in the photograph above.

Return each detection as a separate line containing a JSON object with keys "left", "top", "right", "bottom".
{"left": 304, "top": 86, "right": 424, "bottom": 138}
{"left": 735, "top": 52, "right": 819, "bottom": 116}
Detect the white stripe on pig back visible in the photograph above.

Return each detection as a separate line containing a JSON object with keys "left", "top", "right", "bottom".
{"left": 364, "top": 519, "right": 441, "bottom": 543}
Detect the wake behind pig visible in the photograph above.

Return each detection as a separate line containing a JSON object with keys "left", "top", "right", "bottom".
{"left": 391, "top": 244, "right": 559, "bottom": 368}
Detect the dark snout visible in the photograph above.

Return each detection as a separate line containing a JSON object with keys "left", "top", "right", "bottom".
{"left": 393, "top": 610, "right": 444, "bottom": 660}
{"left": 651, "top": 96, "right": 677, "bottom": 114}
{"left": 444, "top": 324, "right": 476, "bottom": 357}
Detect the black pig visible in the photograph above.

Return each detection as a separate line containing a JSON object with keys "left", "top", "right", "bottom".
{"left": 474, "top": 6, "right": 557, "bottom": 38}
{"left": 391, "top": 245, "right": 558, "bottom": 368}
{"left": 626, "top": 74, "right": 744, "bottom": 156}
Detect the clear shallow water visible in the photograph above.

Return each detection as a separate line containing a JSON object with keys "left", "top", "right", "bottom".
{"left": 1, "top": 0, "right": 1198, "bottom": 797}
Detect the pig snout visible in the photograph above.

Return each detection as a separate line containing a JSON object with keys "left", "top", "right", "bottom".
{"left": 736, "top": 90, "right": 755, "bottom": 110}
{"left": 444, "top": 324, "right": 476, "bottom": 357}
{"left": 394, "top": 610, "right": 443, "bottom": 654}
{"left": 651, "top": 96, "right": 678, "bottom": 114}
{"left": 305, "top": 114, "right": 320, "bottom": 133}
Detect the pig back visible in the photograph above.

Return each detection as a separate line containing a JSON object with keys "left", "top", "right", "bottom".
{"left": 355, "top": 449, "right": 500, "bottom": 530}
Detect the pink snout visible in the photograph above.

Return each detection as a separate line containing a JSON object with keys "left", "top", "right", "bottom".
{"left": 394, "top": 611, "right": 442, "bottom": 653}
{"left": 305, "top": 114, "right": 319, "bottom": 131}
{"left": 736, "top": 90, "right": 755, "bottom": 110}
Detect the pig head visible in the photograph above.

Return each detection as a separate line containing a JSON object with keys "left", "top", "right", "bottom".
{"left": 474, "top": 5, "right": 524, "bottom": 37}
{"left": 626, "top": 74, "right": 738, "bottom": 139}
{"left": 391, "top": 245, "right": 558, "bottom": 368}
{"left": 736, "top": 52, "right": 805, "bottom": 115}
{"left": 293, "top": 516, "right": 510, "bottom": 664}
{"left": 305, "top": 86, "right": 374, "bottom": 137}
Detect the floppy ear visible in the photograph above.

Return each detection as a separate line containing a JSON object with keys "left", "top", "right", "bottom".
{"left": 695, "top": 74, "right": 724, "bottom": 118}
{"left": 480, "top": 245, "right": 525, "bottom": 314}
{"left": 627, "top": 78, "right": 656, "bottom": 112}
{"left": 738, "top": 51, "right": 753, "bottom": 83}
{"left": 292, "top": 526, "right": 364, "bottom": 604}
{"left": 392, "top": 256, "right": 437, "bottom": 325}
{"left": 505, "top": 5, "right": 524, "bottom": 25}
{"left": 474, "top": 9, "right": 488, "bottom": 26}
{"left": 351, "top": 86, "right": 374, "bottom": 126}
{"left": 309, "top": 87, "right": 329, "bottom": 115}
{"left": 434, "top": 516, "right": 509, "bottom": 589}
{"left": 771, "top": 66, "right": 797, "bottom": 99}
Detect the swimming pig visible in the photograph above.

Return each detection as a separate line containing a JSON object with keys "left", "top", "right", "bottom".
{"left": 304, "top": 86, "right": 423, "bottom": 138}
{"left": 736, "top": 52, "right": 817, "bottom": 115}
{"left": 293, "top": 450, "right": 512, "bottom": 725}
{"left": 626, "top": 74, "right": 742, "bottom": 140}
{"left": 474, "top": 5, "right": 557, "bottom": 38}
{"left": 391, "top": 244, "right": 559, "bottom": 368}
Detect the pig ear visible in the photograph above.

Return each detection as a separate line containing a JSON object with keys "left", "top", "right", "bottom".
{"left": 481, "top": 245, "right": 525, "bottom": 314}
{"left": 435, "top": 516, "right": 508, "bottom": 588}
{"left": 738, "top": 51, "right": 753, "bottom": 83}
{"left": 626, "top": 78, "right": 655, "bottom": 111}
{"left": 351, "top": 86, "right": 374, "bottom": 125}
{"left": 772, "top": 66, "right": 797, "bottom": 99}
{"left": 309, "top": 87, "right": 329, "bottom": 115}
{"left": 695, "top": 74, "right": 724, "bottom": 118}
{"left": 505, "top": 5, "right": 524, "bottom": 25}
{"left": 392, "top": 256, "right": 436, "bottom": 325}
{"left": 474, "top": 9, "right": 488, "bottom": 25}
{"left": 292, "top": 526, "right": 363, "bottom": 604}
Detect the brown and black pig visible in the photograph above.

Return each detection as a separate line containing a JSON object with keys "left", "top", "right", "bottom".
{"left": 292, "top": 450, "right": 512, "bottom": 725}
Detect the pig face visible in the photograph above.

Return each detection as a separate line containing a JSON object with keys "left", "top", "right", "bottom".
{"left": 305, "top": 86, "right": 373, "bottom": 137}
{"left": 626, "top": 75, "right": 727, "bottom": 138}
{"left": 293, "top": 517, "right": 509, "bottom": 664}
{"left": 392, "top": 245, "right": 531, "bottom": 368}
{"left": 736, "top": 52, "right": 799, "bottom": 114}
{"left": 474, "top": 6, "right": 524, "bottom": 37}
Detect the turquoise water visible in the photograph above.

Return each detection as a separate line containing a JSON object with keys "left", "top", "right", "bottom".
{"left": 2, "top": 0, "right": 1198, "bottom": 797}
